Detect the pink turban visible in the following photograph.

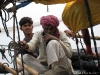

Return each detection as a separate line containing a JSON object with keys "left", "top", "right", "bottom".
{"left": 40, "top": 15, "right": 59, "bottom": 27}
{"left": 40, "top": 15, "right": 60, "bottom": 38}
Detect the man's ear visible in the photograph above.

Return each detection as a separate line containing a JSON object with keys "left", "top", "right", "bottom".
{"left": 32, "top": 25, "right": 34, "bottom": 29}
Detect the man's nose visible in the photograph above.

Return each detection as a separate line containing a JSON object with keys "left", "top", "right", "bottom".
{"left": 47, "top": 30, "right": 51, "bottom": 33}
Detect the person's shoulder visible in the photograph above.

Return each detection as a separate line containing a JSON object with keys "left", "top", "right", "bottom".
{"left": 34, "top": 30, "right": 43, "bottom": 36}
{"left": 59, "top": 30, "right": 67, "bottom": 39}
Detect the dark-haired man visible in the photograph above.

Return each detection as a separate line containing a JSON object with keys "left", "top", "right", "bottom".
{"left": 17, "top": 17, "right": 39, "bottom": 74}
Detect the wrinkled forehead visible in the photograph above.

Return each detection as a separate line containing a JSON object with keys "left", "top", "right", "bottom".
{"left": 43, "top": 24, "right": 56, "bottom": 30}
{"left": 43, "top": 24, "right": 56, "bottom": 28}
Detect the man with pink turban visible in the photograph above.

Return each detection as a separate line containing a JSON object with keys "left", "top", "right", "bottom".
{"left": 40, "top": 15, "right": 60, "bottom": 38}
{"left": 19, "top": 15, "right": 74, "bottom": 75}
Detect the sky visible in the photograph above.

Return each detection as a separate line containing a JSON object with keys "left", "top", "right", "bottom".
{"left": 0, "top": 2, "right": 100, "bottom": 47}
{"left": 0, "top": 2, "right": 100, "bottom": 45}
{"left": 0, "top": 2, "right": 66, "bottom": 29}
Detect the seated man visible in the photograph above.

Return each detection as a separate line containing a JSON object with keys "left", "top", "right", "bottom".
{"left": 17, "top": 17, "right": 39, "bottom": 74}
{"left": 19, "top": 15, "right": 74, "bottom": 75}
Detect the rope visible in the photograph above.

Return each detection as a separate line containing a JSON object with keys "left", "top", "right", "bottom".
{"left": 75, "top": 37, "right": 84, "bottom": 75}
{"left": 84, "top": 0, "right": 100, "bottom": 72}
{"left": 75, "top": 32, "right": 97, "bottom": 73}
{"left": 0, "top": 9, "right": 9, "bottom": 37}
{"left": 15, "top": 14, "right": 25, "bottom": 75}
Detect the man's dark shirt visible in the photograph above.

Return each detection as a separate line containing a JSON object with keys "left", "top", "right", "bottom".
{"left": 18, "top": 34, "right": 39, "bottom": 58}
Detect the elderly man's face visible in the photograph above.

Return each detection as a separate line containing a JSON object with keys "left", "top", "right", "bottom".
{"left": 43, "top": 24, "right": 56, "bottom": 35}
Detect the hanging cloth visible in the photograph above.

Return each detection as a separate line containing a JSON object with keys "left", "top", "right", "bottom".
{"left": 33, "top": 0, "right": 75, "bottom": 5}
{"left": 62, "top": 0, "right": 100, "bottom": 35}
{"left": 81, "top": 29, "right": 94, "bottom": 55}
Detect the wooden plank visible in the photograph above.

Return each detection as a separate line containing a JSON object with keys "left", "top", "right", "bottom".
{"left": 0, "top": 62, "right": 20, "bottom": 75}
{"left": 76, "top": 34, "right": 100, "bottom": 40}
{"left": 16, "top": 57, "right": 38, "bottom": 75}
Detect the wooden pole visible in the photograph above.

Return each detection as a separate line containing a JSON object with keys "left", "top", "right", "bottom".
{"left": 16, "top": 57, "right": 38, "bottom": 75}
{"left": 0, "top": 62, "right": 20, "bottom": 75}
{"left": 76, "top": 34, "right": 100, "bottom": 40}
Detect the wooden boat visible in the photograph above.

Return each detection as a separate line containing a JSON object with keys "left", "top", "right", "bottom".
{"left": 0, "top": 35, "right": 100, "bottom": 75}
{"left": 0, "top": 0, "right": 100, "bottom": 75}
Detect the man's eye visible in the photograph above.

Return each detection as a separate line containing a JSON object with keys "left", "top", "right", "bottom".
{"left": 44, "top": 28, "right": 48, "bottom": 30}
{"left": 50, "top": 28, "right": 53, "bottom": 30}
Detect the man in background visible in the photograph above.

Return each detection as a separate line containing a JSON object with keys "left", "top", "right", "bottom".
{"left": 17, "top": 16, "right": 39, "bottom": 74}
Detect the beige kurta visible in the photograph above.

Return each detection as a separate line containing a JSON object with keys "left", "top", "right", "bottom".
{"left": 24, "top": 30, "right": 74, "bottom": 74}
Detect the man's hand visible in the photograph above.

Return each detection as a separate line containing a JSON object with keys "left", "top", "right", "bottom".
{"left": 64, "top": 30, "right": 74, "bottom": 39}
{"left": 18, "top": 41, "right": 28, "bottom": 50}
{"left": 43, "top": 33, "right": 58, "bottom": 42}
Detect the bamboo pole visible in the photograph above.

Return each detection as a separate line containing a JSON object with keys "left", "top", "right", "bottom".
{"left": 16, "top": 57, "right": 38, "bottom": 75}
{"left": 0, "top": 62, "right": 20, "bottom": 75}
{"left": 76, "top": 34, "right": 100, "bottom": 40}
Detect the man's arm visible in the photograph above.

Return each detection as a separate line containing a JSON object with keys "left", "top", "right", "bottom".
{"left": 59, "top": 31, "right": 73, "bottom": 58}
{"left": 64, "top": 30, "right": 75, "bottom": 39}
